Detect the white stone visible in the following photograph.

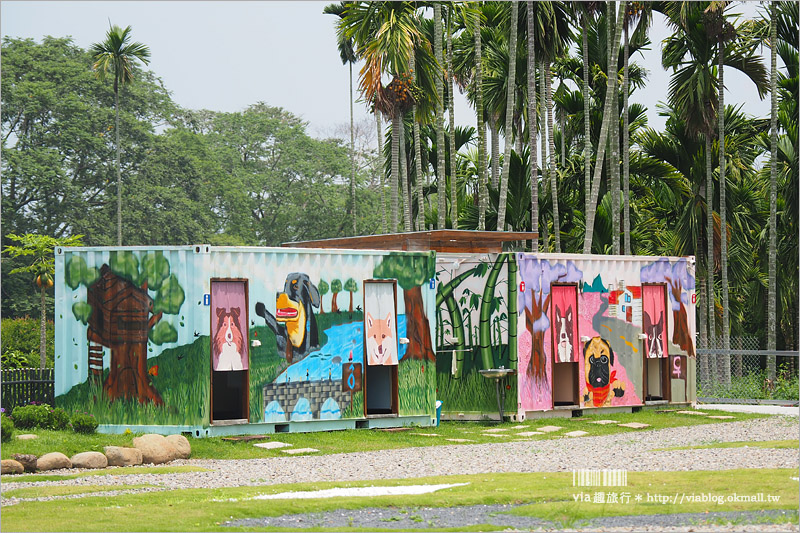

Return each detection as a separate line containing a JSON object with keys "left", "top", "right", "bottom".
{"left": 618, "top": 422, "right": 650, "bottom": 429}
{"left": 676, "top": 410, "right": 708, "bottom": 415}
{"left": 253, "top": 441, "right": 292, "bottom": 449}
{"left": 707, "top": 415, "right": 736, "bottom": 419}
{"left": 16, "top": 434, "right": 38, "bottom": 440}
{"left": 445, "top": 438, "right": 475, "bottom": 443}
{"left": 411, "top": 433, "right": 440, "bottom": 437}
{"left": 536, "top": 426, "right": 564, "bottom": 433}
{"left": 588, "top": 419, "right": 619, "bottom": 425}
{"left": 482, "top": 433, "right": 509, "bottom": 438}
{"left": 281, "top": 448, "right": 319, "bottom": 455}
{"left": 482, "top": 428, "right": 508, "bottom": 433}
{"left": 516, "top": 431, "right": 544, "bottom": 437}
{"left": 564, "top": 430, "right": 590, "bottom": 437}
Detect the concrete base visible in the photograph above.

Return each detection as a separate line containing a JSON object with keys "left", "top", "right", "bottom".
{"left": 99, "top": 415, "right": 434, "bottom": 438}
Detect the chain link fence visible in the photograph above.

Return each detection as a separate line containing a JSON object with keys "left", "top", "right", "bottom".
{"left": 696, "top": 336, "right": 799, "bottom": 402}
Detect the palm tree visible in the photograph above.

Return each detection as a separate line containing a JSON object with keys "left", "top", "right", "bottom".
{"left": 474, "top": 7, "right": 487, "bottom": 230}
{"left": 579, "top": 3, "right": 602, "bottom": 222}
{"left": 496, "top": 1, "right": 518, "bottom": 232}
{"left": 583, "top": 1, "right": 626, "bottom": 253}
{"left": 341, "top": 2, "right": 437, "bottom": 233}
{"left": 410, "top": 51, "right": 425, "bottom": 232}
{"left": 91, "top": 23, "right": 151, "bottom": 246}
{"left": 324, "top": 2, "right": 359, "bottom": 235}
{"left": 527, "top": 1, "right": 539, "bottom": 251}
{"left": 435, "top": 2, "right": 446, "bottom": 230}
{"left": 447, "top": 6, "right": 458, "bottom": 229}
{"left": 767, "top": 0, "right": 778, "bottom": 380}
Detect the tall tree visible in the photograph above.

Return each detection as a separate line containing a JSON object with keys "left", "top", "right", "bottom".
{"left": 447, "top": 5, "right": 459, "bottom": 229}
{"left": 324, "top": 2, "right": 359, "bottom": 235}
{"left": 474, "top": 7, "right": 488, "bottom": 230}
{"left": 767, "top": 0, "right": 778, "bottom": 380}
{"left": 435, "top": 2, "right": 447, "bottom": 229}
{"left": 496, "top": 0, "right": 518, "bottom": 232}
{"left": 527, "top": 1, "right": 539, "bottom": 251}
{"left": 3, "top": 233, "right": 84, "bottom": 367}
{"left": 90, "top": 24, "right": 151, "bottom": 245}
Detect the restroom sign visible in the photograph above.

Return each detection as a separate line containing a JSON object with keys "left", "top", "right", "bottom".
{"left": 429, "top": 278, "right": 436, "bottom": 289}
{"left": 519, "top": 281, "right": 525, "bottom": 293}
{"left": 203, "top": 294, "right": 210, "bottom": 306}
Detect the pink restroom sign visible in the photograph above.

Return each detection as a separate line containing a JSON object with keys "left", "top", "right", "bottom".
{"left": 550, "top": 284, "right": 578, "bottom": 363}
{"left": 642, "top": 284, "right": 667, "bottom": 358}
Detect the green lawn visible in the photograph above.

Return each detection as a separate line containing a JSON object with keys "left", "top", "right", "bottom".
{"left": 1, "top": 469, "right": 797, "bottom": 531}
{"left": 1, "top": 409, "right": 772, "bottom": 461}
{"left": 1, "top": 466, "right": 210, "bottom": 483}
{"left": 3, "top": 484, "right": 157, "bottom": 499}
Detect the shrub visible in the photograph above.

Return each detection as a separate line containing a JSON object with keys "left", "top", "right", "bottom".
{"left": 11, "top": 403, "right": 53, "bottom": 429}
{"left": 1, "top": 413, "right": 13, "bottom": 442}
{"left": 1, "top": 317, "right": 54, "bottom": 367}
{"left": 70, "top": 412, "right": 98, "bottom": 434}
{"left": 0, "top": 348, "right": 38, "bottom": 369}
{"left": 50, "top": 407, "right": 70, "bottom": 430}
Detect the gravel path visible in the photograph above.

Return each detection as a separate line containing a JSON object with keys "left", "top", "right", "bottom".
{"left": 2, "top": 417, "right": 797, "bottom": 504}
{"left": 226, "top": 506, "right": 799, "bottom": 532}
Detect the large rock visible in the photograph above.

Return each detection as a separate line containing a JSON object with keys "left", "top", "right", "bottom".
{"left": 103, "top": 446, "right": 143, "bottom": 467}
{"left": 36, "top": 452, "right": 72, "bottom": 471}
{"left": 1, "top": 459, "right": 24, "bottom": 475}
{"left": 70, "top": 451, "right": 108, "bottom": 469}
{"left": 165, "top": 434, "right": 191, "bottom": 459}
{"left": 12, "top": 454, "right": 38, "bottom": 473}
{"left": 132, "top": 434, "right": 179, "bottom": 464}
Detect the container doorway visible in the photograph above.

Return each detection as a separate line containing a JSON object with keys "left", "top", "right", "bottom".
{"left": 210, "top": 279, "right": 250, "bottom": 423}
{"left": 550, "top": 284, "right": 580, "bottom": 407}
{"left": 642, "top": 283, "right": 670, "bottom": 402}
{"left": 363, "top": 280, "right": 399, "bottom": 416}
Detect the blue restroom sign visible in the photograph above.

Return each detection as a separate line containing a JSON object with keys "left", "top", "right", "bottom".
{"left": 342, "top": 363, "right": 362, "bottom": 393}
{"left": 203, "top": 294, "right": 210, "bottom": 306}
{"left": 429, "top": 278, "right": 436, "bottom": 289}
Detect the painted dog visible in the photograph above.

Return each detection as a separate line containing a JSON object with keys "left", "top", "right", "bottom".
{"left": 255, "top": 273, "right": 321, "bottom": 366}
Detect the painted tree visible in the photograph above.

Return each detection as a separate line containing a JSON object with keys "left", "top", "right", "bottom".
{"left": 318, "top": 279, "right": 329, "bottom": 313}
{"left": 344, "top": 277, "right": 359, "bottom": 312}
{"left": 90, "top": 24, "right": 150, "bottom": 246}
{"left": 3, "top": 233, "right": 84, "bottom": 368}
{"left": 66, "top": 250, "right": 185, "bottom": 405}
{"left": 374, "top": 252, "right": 436, "bottom": 361}
{"left": 330, "top": 278, "right": 342, "bottom": 313}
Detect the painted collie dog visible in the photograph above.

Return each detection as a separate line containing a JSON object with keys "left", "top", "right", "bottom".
{"left": 366, "top": 312, "right": 397, "bottom": 366}
{"left": 214, "top": 307, "right": 245, "bottom": 371}
{"left": 554, "top": 304, "right": 574, "bottom": 363}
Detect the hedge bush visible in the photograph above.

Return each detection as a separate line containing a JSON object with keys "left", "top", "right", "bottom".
{"left": 70, "top": 412, "right": 98, "bottom": 434}
{"left": 1, "top": 414, "right": 13, "bottom": 442}
{"left": 11, "top": 403, "right": 53, "bottom": 429}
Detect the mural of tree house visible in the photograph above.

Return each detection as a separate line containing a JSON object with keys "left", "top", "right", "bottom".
{"left": 86, "top": 265, "right": 163, "bottom": 405}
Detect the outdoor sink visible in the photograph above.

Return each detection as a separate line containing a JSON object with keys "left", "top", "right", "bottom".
{"left": 479, "top": 368, "right": 515, "bottom": 379}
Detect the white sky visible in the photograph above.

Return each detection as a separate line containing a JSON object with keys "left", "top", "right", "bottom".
{"left": 1, "top": 1, "right": 776, "bottom": 143}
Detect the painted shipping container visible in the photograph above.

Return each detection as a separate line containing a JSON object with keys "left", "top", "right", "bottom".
{"left": 54, "top": 245, "right": 438, "bottom": 436}
{"left": 515, "top": 253, "right": 697, "bottom": 418}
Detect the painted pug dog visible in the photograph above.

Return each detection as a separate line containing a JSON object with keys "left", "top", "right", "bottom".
{"left": 255, "top": 273, "right": 320, "bottom": 366}
{"left": 583, "top": 337, "right": 625, "bottom": 407}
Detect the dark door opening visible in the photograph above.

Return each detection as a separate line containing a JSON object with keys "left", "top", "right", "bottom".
{"left": 363, "top": 279, "right": 399, "bottom": 417}
{"left": 210, "top": 279, "right": 250, "bottom": 423}
{"left": 550, "top": 284, "right": 580, "bottom": 407}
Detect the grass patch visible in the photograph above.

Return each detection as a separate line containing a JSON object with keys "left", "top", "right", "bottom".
{"left": 1, "top": 465, "right": 210, "bottom": 483}
{"left": 398, "top": 358, "right": 436, "bottom": 417}
{"left": 654, "top": 439, "right": 799, "bottom": 451}
{"left": 0, "top": 469, "right": 796, "bottom": 531}
{"left": 2, "top": 409, "right": 771, "bottom": 461}
{"left": 436, "top": 348, "right": 517, "bottom": 414}
{"left": 3, "top": 484, "right": 157, "bottom": 499}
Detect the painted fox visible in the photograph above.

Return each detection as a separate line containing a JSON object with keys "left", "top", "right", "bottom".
{"left": 366, "top": 312, "right": 397, "bottom": 366}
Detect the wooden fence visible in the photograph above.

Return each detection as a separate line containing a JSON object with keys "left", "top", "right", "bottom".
{"left": 1, "top": 368, "right": 55, "bottom": 411}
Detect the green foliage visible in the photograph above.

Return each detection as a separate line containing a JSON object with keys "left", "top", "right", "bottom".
{"left": 1, "top": 414, "right": 13, "bottom": 442}
{"left": 398, "top": 358, "right": 435, "bottom": 416}
{"left": 69, "top": 412, "right": 99, "bottom": 434}
{"left": 1, "top": 318, "right": 54, "bottom": 365}
{"left": 330, "top": 278, "right": 342, "bottom": 294}
{"left": 148, "top": 320, "right": 177, "bottom": 345}
{"left": 140, "top": 251, "right": 170, "bottom": 290}
{"left": 318, "top": 279, "right": 329, "bottom": 296}
{"left": 65, "top": 256, "right": 100, "bottom": 290}
{"left": 343, "top": 277, "right": 358, "bottom": 293}
{"left": 71, "top": 302, "right": 92, "bottom": 325}
{"left": 11, "top": 404, "right": 54, "bottom": 430}
{"left": 109, "top": 250, "right": 140, "bottom": 284}
{"left": 154, "top": 274, "right": 185, "bottom": 315}
{"left": 2, "top": 233, "right": 84, "bottom": 278}
{"left": 50, "top": 407, "right": 71, "bottom": 430}
{"left": 373, "top": 252, "right": 436, "bottom": 289}
{"left": 0, "top": 349, "right": 38, "bottom": 369}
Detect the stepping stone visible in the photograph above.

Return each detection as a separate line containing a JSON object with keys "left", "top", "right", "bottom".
{"left": 253, "top": 441, "right": 292, "bottom": 449}
{"left": 676, "top": 410, "right": 708, "bottom": 416}
{"left": 588, "top": 419, "right": 619, "bottom": 425}
{"left": 223, "top": 435, "right": 270, "bottom": 442}
{"left": 536, "top": 426, "right": 564, "bottom": 433}
{"left": 16, "top": 434, "right": 37, "bottom": 440}
{"left": 564, "top": 430, "right": 589, "bottom": 437}
{"left": 411, "top": 433, "right": 440, "bottom": 437}
{"left": 483, "top": 433, "right": 510, "bottom": 437}
{"left": 281, "top": 448, "right": 319, "bottom": 455}
{"left": 516, "top": 431, "right": 544, "bottom": 437}
{"left": 482, "top": 428, "right": 508, "bottom": 433}
{"left": 707, "top": 415, "right": 736, "bottom": 419}
{"left": 445, "top": 438, "right": 475, "bottom": 443}
{"left": 618, "top": 422, "right": 650, "bottom": 429}
{"left": 509, "top": 425, "right": 528, "bottom": 429}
